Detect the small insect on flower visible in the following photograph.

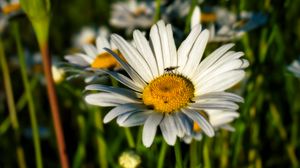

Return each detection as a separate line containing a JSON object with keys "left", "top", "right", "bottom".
{"left": 164, "top": 66, "right": 179, "bottom": 73}
{"left": 85, "top": 20, "right": 248, "bottom": 147}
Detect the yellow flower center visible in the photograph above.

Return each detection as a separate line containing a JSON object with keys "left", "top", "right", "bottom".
{"left": 1, "top": 3, "right": 20, "bottom": 14}
{"left": 142, "top": 74, "right": 195, "bottom": 113}
{"left": 201, "top": 13, "right": 217, "bottom": 23}
{"left": 91, "top": 50, "right": 122, "bottom": 69}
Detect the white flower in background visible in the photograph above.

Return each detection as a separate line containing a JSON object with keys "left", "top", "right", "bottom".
{"left": 65, "top": 33, "right": 123, "bottom": 83}
{"left": 118, "top": 151, "right": 141, "bottom": 168}
{"left": 110, "top": 0, "right": 155, "bottom": 33}
{"left": 72, "top": 26, "right": 110, "bottom": 48}
{"left": 52, "top": 64, "right": 65, "bottom": 84}
{"left": 0, "top": 0, "right": 20, "bottom": 14}
{"left": 191, "top": 6, "right": 267, "bottom": 42}
{"left": 0, "top": 0, "right": 21, "bottom": 34}
{"left": 183, "top": 110, "right": 239, "bottom": 143}
{"left": 85, "top": 20, "right": 248, "bottom": 147}
{"left": 73, "top": 27, "right": 96, "bottom": 48}
{"left": 288, "top": 57, "right": 300, "bottom": 78}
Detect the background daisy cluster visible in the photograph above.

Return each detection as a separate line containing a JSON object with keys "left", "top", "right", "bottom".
{"left": 0, "top": 0, "right": 300, "bottom": 167}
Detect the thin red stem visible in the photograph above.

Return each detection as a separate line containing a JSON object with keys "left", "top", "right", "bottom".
{"left": 40, "top": 43, "right": 69, "bottom": 168}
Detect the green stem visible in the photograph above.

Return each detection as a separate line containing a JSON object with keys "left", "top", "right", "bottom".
{"left": 0, "top": 38, "right": 27, "bottom": 168}
{"left": 124, "top": 128, "right": 135, "bottom": 148}
{"left": 190, "top": 140, "right": 197, "bottom": 168}
{"left": 184, "top": 0, "right": 198, "bottom": 34}
{"left": 13, "top": 23, "right": 43, "bottom": 168}
{"left": 94, "top": 108, "right": 108, "bottom": 168}
{"left": 157, "top": 141, "right": 168, "bottom": 168}
{"left": 72, "top": 115, "right": 86, "bottom": 168}
{"left": 203, "top": 138, "right": 211, "bottom": 168}
{"left": 174, "top": 141, "right": 183, "bottom": 168}
{"left": 153, "top": 0, "right": 161, "bottom": 22}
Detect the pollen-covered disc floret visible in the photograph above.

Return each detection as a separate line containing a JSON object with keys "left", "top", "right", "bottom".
{"left": 143, "top": 74, "right": 194, "bottom": 113}
{"left": 91, "top": 50, "right": 122, "bottom": 69}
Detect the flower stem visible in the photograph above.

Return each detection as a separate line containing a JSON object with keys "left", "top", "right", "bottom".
{"left": 0, "top": 38, "right": 27, "bottom": 168}
{"left": 13, "top": 23, "right": 43, "bottom": 168}
{"left": 203, "top": 138, "right": 211, "bottom": 168}
{"left": 94, "top": 108, "right": 108, "bottom": 168}
{"left": 154, "top": 0, "right": 161, "bottom": 22}
{"left": 174, "top": 141, "right": 183, "bottom": 168}
{"left": 124, "top": 128, "right": 135, "bottom": 148}
{"left": 39, "top": 38, "right": 69, "bottom": 168}
{"left": 190, "top": 140, "right": 197, "bottom": 168}
{"left": 157, "top": 141, "right": 168, "bottom": 168}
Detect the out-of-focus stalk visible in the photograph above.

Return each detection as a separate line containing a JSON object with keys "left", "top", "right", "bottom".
{"left": 13, "top": 22, "right": 43, "bottom": 168}
{"left": 190, "top": 140, "right": 197, "bottom": 168}
{"left": 19, "top": 0, "right": 69, "bottom": 167}
{"left": 157, "top": 141, "right": 168, "bottom": 168}
{"left": 94, "top": 108, "right": 108, "bottom": 168}
{"left": 0, "top": 39, "right": 27, "bottom": 168}
{"left": 174, "top": 141, "right": 183, "bottom": 168}
{"left": 153, "top": 0, "right": 161, "bottom": 22}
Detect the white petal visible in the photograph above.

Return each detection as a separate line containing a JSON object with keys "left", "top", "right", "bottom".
{"left": 196, "top": 59, "right": 248, "bottom": 87}
{"left": 157, "top": 21, "right": 172, "bottom": 69}
{"left": 103, "top": 48, "right": 146, "bottom": 87}
{"left": 103, "top": 103, "right": 145, "bottom": 123}
{"left": 119, "top": 111, "right": 152, "bottom": 127}
{"left": 96, "top": 36, "right": 111, "bottom": 54}
{"left": 209, "top": 111, "right": 239, "bottom": 127}
{"left": 182, "top": 108, "right": 215, "bottom": 137}
{"left": 193, "top": 92, "right": 244, "bottom": 103}
{"left": 111, "top": 34, "right": 153, "bottom": 82}
{"left": 189, "top": 101, "right": 239, "bottom": 111}
{"left": 133, "top": 30, "right": 159, "bottom": 77}
{"left": 142, "top": 112, "right": 163, "bottom": 147}
{"left": 83, "top": 44, "right": 98, "bottom": 58}
{"left": 177, "top": 24, "right": 202, "bottom": 72}
{"left": 191, "top": 6, "right": 201, "bottom": 29}
{"left": 182, "top": 29, "right": 210, "bottom": 77}
{"left": 64, "top": 54, "right": 90, "bottom": 66}
{"left": 197, "top": 70, "right": 245, "bottom": 95}
{"left": 150, "top": 23, "right": 164, "bottom": 75}
{"left": 85, "top": 84, "right": 141, "bottom": 98}
{"left": 91, "top": 69, "right": 143, "bottom": 92}
{"left": 159, "top": 114, "right": 177, "bottom": 146}
{"left": 85, "top": 93, "right": 139, "bottom": 107}
{"left": 166, "top": 24, "right": 178, "bottom": 67}
{"left": 192, "top": 43, "right": 235, "bottom": 80}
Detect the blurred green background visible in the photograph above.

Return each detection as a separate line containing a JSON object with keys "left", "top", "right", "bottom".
{"left": 0, "top": 0, "right": 300, "bottom": 167}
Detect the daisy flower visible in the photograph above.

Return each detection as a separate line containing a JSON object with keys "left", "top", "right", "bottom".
{"left": 288, "top": 57, "right": 300, "bottom": 78}
{"left": 72, "top": 27, "right": 97, "bottom": 48}
{"left": 85, "top": 20, "right": 248, "bottom": 147}
{"left": 191, "top": 6, "right": 267, "bottom": 42}
{"left": 110, "top": 0, "right": 155, "bottom": 33}
{"left": 65, "top": 33, "right": 122, "bottom": 82}
{"left": 183, "top": 110, "right": 239, "bottom": 143}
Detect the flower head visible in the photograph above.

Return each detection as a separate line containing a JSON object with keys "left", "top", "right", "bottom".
{"left": 85, "top": 20, "right": 248, "bottom": 147}
{"left": 118, "top": 150, "right": 141, "bottom": 168}
{"left": 65, "top": 32, "right": 123, "bottom": 83}
{"left": 110, "top": 0, "right": 155, "bottom": 33}
{"left": 191, "top": 6, "right": 267, "bottom": 42}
